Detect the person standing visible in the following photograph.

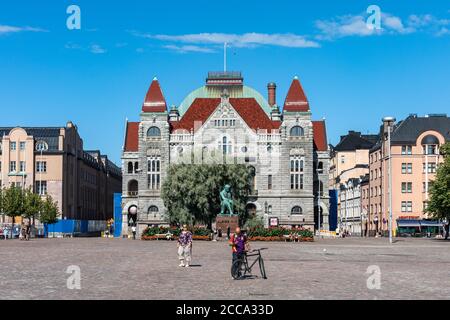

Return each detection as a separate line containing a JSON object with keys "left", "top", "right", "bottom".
{"left": 25, "top": 223, "right": 31, "bottom": 241}
{"left": 229, "top": 227, "right": 249, "bottom": 274}
{"left": 177, "top": 225, "right": 193, "bottom": 267}
{"left": 131, "top": 225, "right": 137, "bottom": 240}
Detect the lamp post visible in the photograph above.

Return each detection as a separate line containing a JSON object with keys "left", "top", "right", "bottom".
{"left": 383, "top": 117, "right": 396, "bottom": 244}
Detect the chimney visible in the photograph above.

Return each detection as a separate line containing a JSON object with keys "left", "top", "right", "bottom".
{"left": 267, "top": 82, "right": 276, "bottom": 106}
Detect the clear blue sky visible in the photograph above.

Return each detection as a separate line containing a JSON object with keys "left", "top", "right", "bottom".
{"left": 1, "top": 0, "right": 449, "bottom": 164}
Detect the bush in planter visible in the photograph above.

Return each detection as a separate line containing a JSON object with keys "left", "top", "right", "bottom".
{"left": 247, "top": 226, "right": 314, "bottom": 240}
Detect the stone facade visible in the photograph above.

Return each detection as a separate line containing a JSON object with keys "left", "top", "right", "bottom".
{"left": 121, "top": 72, "right": 330, "bottom": 236}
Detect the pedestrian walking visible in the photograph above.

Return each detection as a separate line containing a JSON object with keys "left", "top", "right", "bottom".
{"left": 177, "top": 225, "right": 193, "bottom": 267}
{"left": 19, "top": 223, "right": 25, "bottom": 241}
{"left": 25, "top": 223, "right": 31, "bottom": 241}
{"left": 131, "top": 225, "right": 137, "bottom": 240}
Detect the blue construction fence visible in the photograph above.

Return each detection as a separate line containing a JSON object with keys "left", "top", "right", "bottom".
{"left": 113, "top": 193, "right": 122, "bottom": 238}
{"left": 328, "top": 189, "right": 338, "bottom": 232}
{"left": 44, "top": 193, "right": 123, "bottom": 238}
{"left": 44, "top": 219, "right": 106, "bottom": 237}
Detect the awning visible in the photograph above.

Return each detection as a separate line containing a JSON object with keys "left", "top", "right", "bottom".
{"left": 397, "top": 219, "right": 443, "bottom": 228}
{"left": 397, "top": 220, "right": 421, "bottom": 228}
{"left": 420, "top": 220, "right": 444, "bottom": 227}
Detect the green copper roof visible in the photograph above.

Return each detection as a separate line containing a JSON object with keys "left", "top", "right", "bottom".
{"left": 178, "top": 85, "right": 272, "bottom": 116}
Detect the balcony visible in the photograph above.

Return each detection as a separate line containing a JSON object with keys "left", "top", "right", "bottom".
{"left": 170, "top": 133, "right": 193, "bottom": 143}
{"left": 258, "top": 134, "right": 281, "bottom": 143}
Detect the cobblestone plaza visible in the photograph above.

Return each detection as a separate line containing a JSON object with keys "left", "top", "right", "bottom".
{"left": 1, "top": 238, "right": 450, "bottom": 300}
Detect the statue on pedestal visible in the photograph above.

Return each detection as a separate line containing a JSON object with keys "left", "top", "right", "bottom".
{"left": 220, "top": 184, "right": 234, "bottom": 216}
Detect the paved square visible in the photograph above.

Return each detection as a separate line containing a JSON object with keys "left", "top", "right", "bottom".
{"left": 1, "top": 237, "right": 450, "bottom": 300}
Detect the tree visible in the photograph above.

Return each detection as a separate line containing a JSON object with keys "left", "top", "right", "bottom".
{"left": 427, "top": 143, "right": 450, "bottom": 226}
{"left": 39, "top": 195, "right": 59, "bottom": 225}
{"left": 3, "top": 186, "right": 25, "bottom": 238}
{"left": 161, "top": 164, "right": 252, "bottom": 228}
{"left": 23, "top": 188, "right": 43, "bottom": 225}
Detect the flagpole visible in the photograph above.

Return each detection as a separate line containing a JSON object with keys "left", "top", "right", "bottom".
{"left": 224, "top": 42, "right": 227, "bottom": 72}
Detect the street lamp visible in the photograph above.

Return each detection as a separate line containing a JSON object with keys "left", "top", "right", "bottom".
{"left": 383, "top": 117, "right": 396, "bottom": 244}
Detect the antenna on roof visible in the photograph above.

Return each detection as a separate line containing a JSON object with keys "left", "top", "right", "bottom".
{"left": 224, "top": 42, "right": 227, "bottom": 72}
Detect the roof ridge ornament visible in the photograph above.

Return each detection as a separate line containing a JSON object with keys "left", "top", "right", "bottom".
{"left": 221, "top": 88, "right": 230, "bottom": 104}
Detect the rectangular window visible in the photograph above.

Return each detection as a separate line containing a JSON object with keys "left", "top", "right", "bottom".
{"left": 19, "top": 142, "right": 26, "bottom": 150}
{"left": 401, "top": 182, "right": 412, "bottom": 193}
{"left": 9, "top": 161, "right": 16, "bottom": 172}
{"left": 10, "top": 142, "right": 16, "bottom": 151}
{"left": 401, "top": 145, "right": 412, "bottom": 155}
{"left": 423, "top": 145, "right": 437, "bottom": 155}
{"left": 423, "top": 163, "right": 437, "bottom": 173}
{"left": 402, "top": 163, "right": 413, "bottom": 174}
{"left": 290, "top": 156, "right": 304, "bottom": 190}
{"left": 36, "top": 161, "right": 47, "bottom": 173}
{"left": 268, "top": 175, "right": 272, "bottom": 190}
{"left": 401, "top": 201, "right": 413, "bottom": 212}
{"left": 36, "top": 181, "right": 47, "bottom": 195}
{"left": 19, "top": 161, "right": 26, "bottom": 172}
{"left": 147, "top": 156, "right": 161, "bottom": 190}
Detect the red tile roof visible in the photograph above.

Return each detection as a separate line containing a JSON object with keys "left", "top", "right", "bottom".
{"left": 171, "top": 98, "right": 221, "bottom": 132}
{"left": 142, "top": 78, "right": 167, "bottom": 113}
{"left": 170, "top": 98, "right": 281, "bottom": 133}
{"left": 312, "top": 121, "right": 328, "bottom": 151}
{"left": 230, "top": 98, "right": 281, "bottom": 132}
{"left": 283, "top": 77, "right": 310, "bottom": 112}
{"left": 124, "top": 122, "right": 139, "bottom": 152}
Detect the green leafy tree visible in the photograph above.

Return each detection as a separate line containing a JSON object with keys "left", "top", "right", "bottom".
{"left": 23, "top": 188, "right": 43, "bottom": 224}
{"left": 244, "top": 215, "right": 265, "bottom": 229}
{"left": 427, "top": 143, "right": 450, "bottom": 226}
{"left": 39, "top": 195, "right": 59, "bottom": 225}
{"left": 161, "top": 164, "right": 252, "bottom": 228}
{"left": 3, "top": 186, "right": 25, "bottom": 238}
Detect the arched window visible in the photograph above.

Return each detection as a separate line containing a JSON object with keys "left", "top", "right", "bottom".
{"left": 147, "top": 126, "right": 161, "bottom": 137}
{"left": 422, "top": 135, "right": 439, "bottom": 155}
{"left": 290, "top": 126, "right": 304, "bottom": 137}
{"left": 35, "top": 140, "right": 49, "bottom": 152}
{"left": 127, "top": 162, "right": 133, "bottom": 174}
{"left": 148, "top": 206, "right": 159, "bottom": 218}
{"left": 134, "top": 162, "right": 139, "bottom": 172}
{"left": 291, "top": 206, "right": 303, "bottom": 215}
{"left": 128, "top": 180, "right": 138, "bottom": 196}
{"left": 317, "top": 162, "right": 323, "bottom": 173}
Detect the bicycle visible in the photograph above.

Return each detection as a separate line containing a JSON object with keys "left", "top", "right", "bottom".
{"left": 231, "top": 248, "right": 267, "bottom": 280}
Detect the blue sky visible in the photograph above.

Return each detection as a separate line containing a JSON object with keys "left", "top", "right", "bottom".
{"left": 1, "top": 0, "right": 449, "bottom": 164}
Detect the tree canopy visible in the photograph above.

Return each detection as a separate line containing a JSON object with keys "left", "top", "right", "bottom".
{"left": 161, "top": 164, "right": 252, "bottom": 227}
{"left": 427, "top": 142, "right": 450, "bottom": 220}
{"left": 0, "top": 186, "right": 59, "bottom": 225}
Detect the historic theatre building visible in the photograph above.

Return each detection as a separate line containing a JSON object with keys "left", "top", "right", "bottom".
{"left": 121, "top": 71, "right": 329, "bottom": 236}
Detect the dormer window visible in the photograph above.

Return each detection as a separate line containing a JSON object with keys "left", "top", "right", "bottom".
{"left": 421, "top": 135, "right": 439, "bottom": 155}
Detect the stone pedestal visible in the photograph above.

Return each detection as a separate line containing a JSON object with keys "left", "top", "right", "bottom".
{"left": 216, "top": 215, "right": 239, "bottom": 237}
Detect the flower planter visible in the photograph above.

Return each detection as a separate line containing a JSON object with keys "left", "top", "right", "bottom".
{"left": 141, "top": 235, "right": 212, "bottom": 241}
{"left": 248, "top": 236, "right": 314, "bottom": 242}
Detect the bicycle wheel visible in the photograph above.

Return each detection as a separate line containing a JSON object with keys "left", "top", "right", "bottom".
{"left": 259, "top": 257, "right": 267, "bottom": 279}
{"left": 231, "top": 259, "right": 246, "bottom": 280}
